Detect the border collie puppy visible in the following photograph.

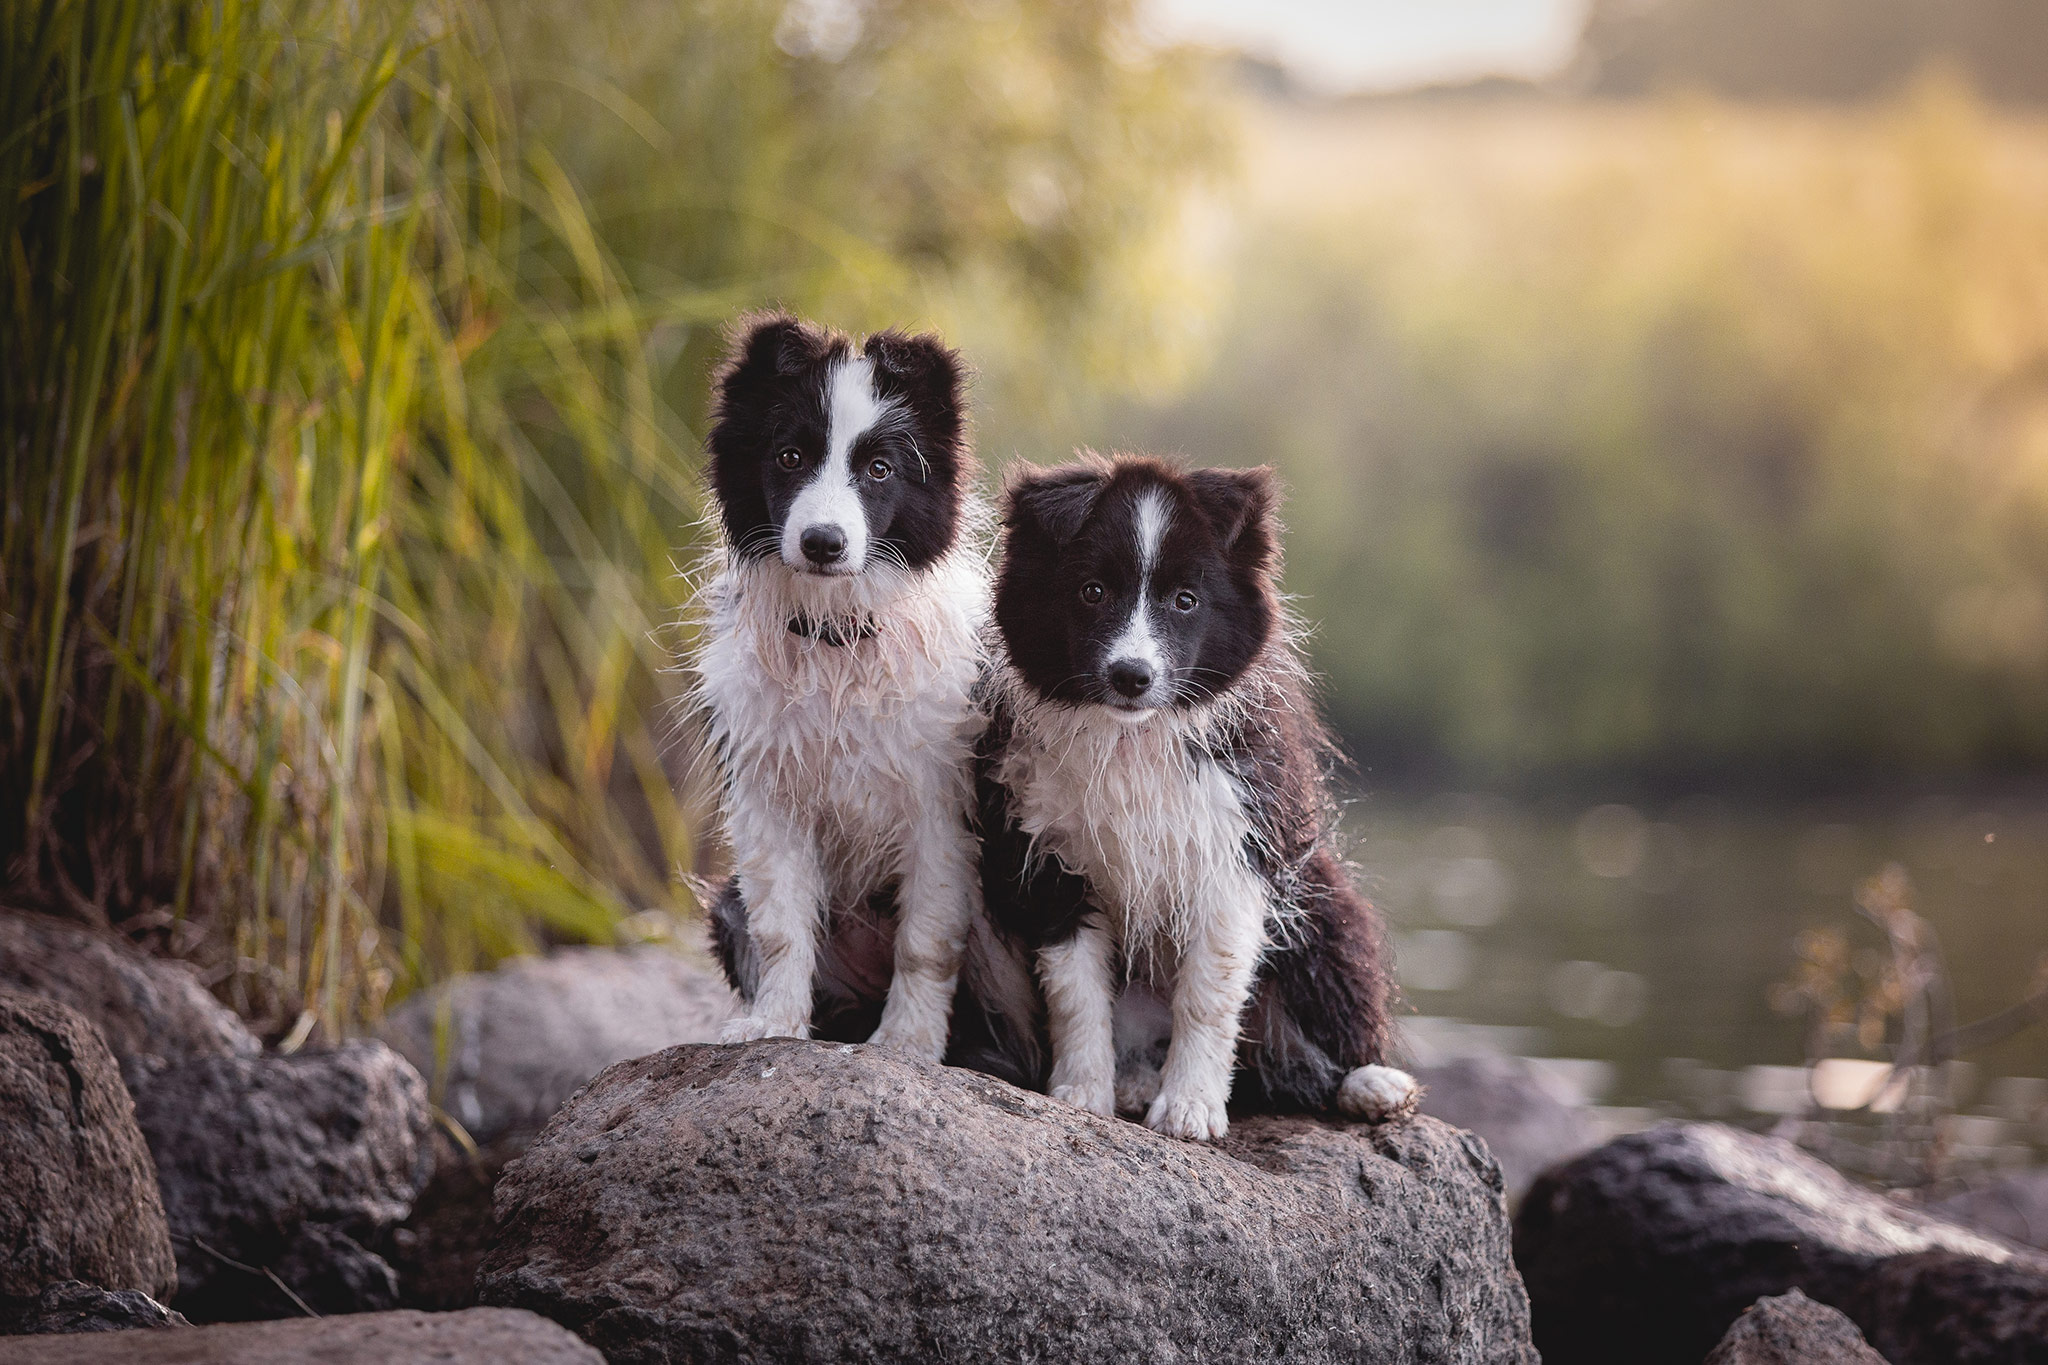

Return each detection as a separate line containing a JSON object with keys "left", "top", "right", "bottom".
{"left": 972, "top": 454, "right": 1419, "bottom": 1140}
{"left": 690, "top": 313, "right": 984, "bottom": 1061}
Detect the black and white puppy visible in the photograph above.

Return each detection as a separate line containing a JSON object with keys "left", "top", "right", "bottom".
{"left": 691, "top": 313, "right": 984, "bottom": 1060}
{"left": 971, "top": 454, "right": 1418, "bottom": 1140}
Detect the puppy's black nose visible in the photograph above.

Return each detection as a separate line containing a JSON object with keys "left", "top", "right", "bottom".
{"left": 1107, "top": 658, "right": 1154, "bottom": 699}
{"left": 800, "top": 525, "right": 846, "bottom": 566}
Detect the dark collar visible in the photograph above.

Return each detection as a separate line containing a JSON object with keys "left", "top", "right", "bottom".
{"left": 787, "top": 614, "right": 877, "bottom": 648}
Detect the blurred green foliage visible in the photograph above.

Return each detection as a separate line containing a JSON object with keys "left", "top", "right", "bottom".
{"left": 1100, "top": 84, "right": 2048, "bottom": 781}
{"left": 487, "top": 0, "right": 1221, "bottom": 443}
{"left": 0, "top": 0, "right": 1218, "bottom": 1030}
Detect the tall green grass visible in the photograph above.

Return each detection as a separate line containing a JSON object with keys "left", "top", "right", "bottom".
{"left": 1, "top": 0, "right": 713, "bottom": 1034}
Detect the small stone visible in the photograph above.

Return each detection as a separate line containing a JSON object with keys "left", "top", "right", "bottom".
{"left": 1703, "top": 1290, "right": 1885, "bottom": 1364}
{"left": 0, "top": 1307, "right": 602, "bottom": 1363}
{"left": 6, "top": 1281, "right": 188, "bottom": 1335}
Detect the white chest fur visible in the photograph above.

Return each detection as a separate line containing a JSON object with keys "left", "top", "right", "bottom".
{"left": 693, "top": 551, "right": 985, "bottom": 897}
{"left": 990, "top": 684, "right": 1268, "bottom": 953}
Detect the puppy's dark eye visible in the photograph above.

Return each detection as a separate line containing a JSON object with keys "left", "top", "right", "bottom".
{"left": 867, "top": 457, "right": 892, "bottom": 482}
{"left": 1080, "top": 581, "right": 1105, "bottom": 605}
{"left": 776, "top": 448, "right": 802, "bottom": 471}
{"left": 1174, "top": 590, "right": 1199, "bottom": 612}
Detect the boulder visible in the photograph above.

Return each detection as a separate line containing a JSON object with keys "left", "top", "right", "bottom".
{"left": 0, "top": 990, "right": 177, "bottom": 1311}
{"left": 0, "top": 912, "right": 256, "bottom": 1061}
{"left": 1931, "top": 1168, "right": 2048, "bottom": 1252}
{"left": 6, "top": 1282, "right": 188, "bottom": 1334}
{"left": 123, "top": 1040, "right": 433, "bottom": 1320}
{"left": 1703, "top": 1290, "right": 1885, "bottom": 1364}
{"left": 479, "top": 1040, "right": 1538, "bottom": 1365}
{"left": 1514, "top": 1121, "right": 2048, "bottom": 1364}
{"left": 1413, "top": 1053, "right": 1601, "bottom": 1203}
{"left": 0, "top": 1307, "right": 604, "bottom": 1363}
{"left": 381, "top": 945, "right": 735, "bottom": 1145}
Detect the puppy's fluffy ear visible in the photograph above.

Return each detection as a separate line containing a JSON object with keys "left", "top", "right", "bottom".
{"left": 865, "top": 330, "right": 962, "bottom": 407}
{"left": 1006, "top": 462, "right": 1107, "bottom": 546}
{"left": 865, "top": 330, "right": 966, "bottom": 473}
{"left": 714, "top": 312, "right": 823, "bottom": 407}
{"left": 1184, "top": 465, "right": 1279, "bottom": 568}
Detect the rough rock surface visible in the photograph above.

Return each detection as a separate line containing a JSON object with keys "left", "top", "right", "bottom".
{"left": 0, "top": 990, "right": 177, "bottom": 1308}
{"left": 1414, "top": 1053, "right": 1601, "bottom": 1203}
{"left": 1514, "top": 1122, "right": 2048, "bottom": 1364}
{"left": 0, "top": 1307, "right": 604, "bottom": 1363}
{"left": 4, "top": 1281, "right": 188, "bottom": 1334}
{"left": 479, "top": 1039, "right": 1538, "bottom": 1365}
{"left": 381, "top": 945, "right": 735, "bottom": 1144}
{"left": 0, "top": 912, "right": 256, "bottom": 1062}
{"left": 124, "top": 1040, "right": 433, "bottom": 1320}
{"left": 1932, "top": 1168, "right": 2048, "bottom": 1252}
{"left": 1702, "top": 1290, "right": 1885, "bottom": 1364}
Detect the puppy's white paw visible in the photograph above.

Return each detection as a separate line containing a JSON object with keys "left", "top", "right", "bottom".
{"left": 718, "top": 1013, "right": 806, "bottom": 1046}
{"left": 1145, "top": 1088, "right": 1230, "bottom": 1142}
{"left": 866, "top": 1015, "right": 948, "bottom": 1063}
{"left": 1337, "top": 1064, "right": 1422, "bottom": 1122}
{"left": 1050, "top": 1078, "right": 1116, "bottom": 1118}
{"left": 1115, "top": 1064, "right": 1163, "bottom": 1117}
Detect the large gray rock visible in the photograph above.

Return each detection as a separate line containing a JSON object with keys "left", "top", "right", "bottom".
{"left": 124, "top": 1041, "right": 433, "bottom": 1320}
{"left": 1514, "top": 1122, "right": 2048, "bottom": 1364}
{"left": 1414, "top": 1054, "right": 1601, "bottom": 1204}
{"left": 381, "top": 945, "right": 734, "bottom": 1145}
{"left": 0, "top": 990, "right": 177, "bottom": 1312}
{"left": 1703, "top": 1290, "right": 1885, "bottom": 1364}
{"left": 0, "top": 912, "right": 256, "bottom": 1062}
{"left": 0, "top": 1307, "right": 604, "bottom": 1363}
{"left": 479, "top": 1040, "right": 1538, "bottom": 1364}
{"left": 1932, "top": 1168, "right": 2048, "bottom": 1252}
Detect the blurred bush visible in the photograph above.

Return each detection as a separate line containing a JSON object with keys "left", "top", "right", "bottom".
{"left": 0, "top": 0, "right": 1218, "bottom": 1032}
{"left": 1102, "top": 82, "right": 2048, "bottom": 782}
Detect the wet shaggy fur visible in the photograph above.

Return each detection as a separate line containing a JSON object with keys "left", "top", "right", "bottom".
{"left": 961, "top": 454, "right": 1416, "bottom": 1140}
{"left": 691, "top": 313, "right": 986, "bottom": 1062}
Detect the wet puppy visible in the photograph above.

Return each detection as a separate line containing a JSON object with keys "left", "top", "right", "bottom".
{"left": 968, "top": 454, "right": 1418, "bottom": 1139}
{"left": 691, "top": 314, "right": 983, "bottom": 1059}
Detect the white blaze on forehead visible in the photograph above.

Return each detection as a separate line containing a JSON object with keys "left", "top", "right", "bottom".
{"left": 782, "top": 353, "right": 893, "bottom": 572}
{"left": 1104, "top": 487, "right": 1172, "bottom": 712}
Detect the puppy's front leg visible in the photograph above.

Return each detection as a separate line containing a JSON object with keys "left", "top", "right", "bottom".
{"left": 1146, "top": 871, "right": 1265, "bottom": 1141}
{"left": 717, "top": 792, "right": 825, "bottom": 1044}
{"left": 868, "top": 812, "right": 975, "bottom": 1061}
{"left": 1040, "top": 912, "right": 1118, "bottom": 1117}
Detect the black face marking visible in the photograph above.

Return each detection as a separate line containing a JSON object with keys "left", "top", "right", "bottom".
{"left": 705, "top": 314, "right": 969, "bottom": 573}
{"left": 995, "top": 455, "right": 1279, "bottom": 712}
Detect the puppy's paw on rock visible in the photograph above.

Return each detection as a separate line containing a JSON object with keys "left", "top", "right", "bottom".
{"left": 1338, "top": 1064, "right": 1422, "bottom": 1123}
{"left": 865, "top": 1017, "right": 948, "bottom": 1063}
{"left": 1050, "top": 1079, "right": 1116, "bottom": 1118}
{"left": 718, "top": 1014, "right": 805, "bottom": 1046}
{"left": 1145, "top": 1089, "right": 1229, "bottom": 1142}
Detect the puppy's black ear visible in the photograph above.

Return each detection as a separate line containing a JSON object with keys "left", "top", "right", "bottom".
{"left": 1184, "top": 465, "right": 1278, "bottom": 568}
{"left": 1006, "top": 462, "right": 1107, "bottom": 546}
{"left": 865, "top": 330, "right": 963, "bottom": 411}
{"left": 714, "top": 312, "right": 823, "bottom": 408}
